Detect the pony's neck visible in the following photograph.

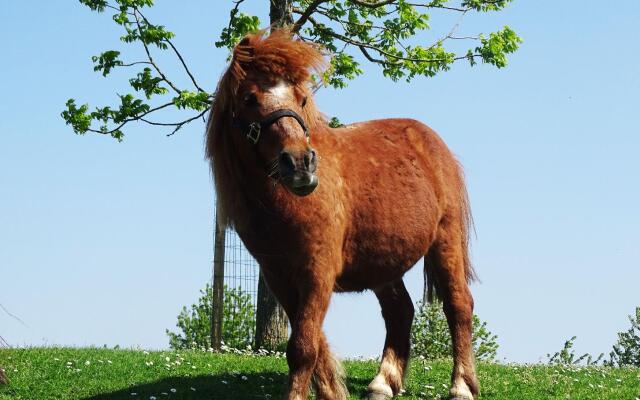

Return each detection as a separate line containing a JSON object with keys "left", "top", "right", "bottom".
{"left": 221, "top": 140, "right": 290, "bottom": 231}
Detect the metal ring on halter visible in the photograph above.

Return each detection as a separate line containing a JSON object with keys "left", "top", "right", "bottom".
{"left": 232, "top": 109, "right": 309, "bottom": 145}
{"left": 246, "top": 122, "right": 262, "bottom": 144}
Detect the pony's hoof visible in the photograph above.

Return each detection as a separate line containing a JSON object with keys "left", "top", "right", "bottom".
{"left": 366, "top": 392, "right": 392, "bottom": 400}
{"left": 450, "top": 397, "right": 474, "bottom": 400}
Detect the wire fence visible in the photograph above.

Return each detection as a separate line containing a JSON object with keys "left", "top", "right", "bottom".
{"left": 222, "top": 229, "right": 260, "bottom": 312}
{"left": 211, "top": 222, "right": 289, "bottom": 350}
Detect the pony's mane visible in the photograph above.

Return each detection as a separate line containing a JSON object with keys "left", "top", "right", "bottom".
{"left": 206, "top": 30, "right": 327, "bottom": 227}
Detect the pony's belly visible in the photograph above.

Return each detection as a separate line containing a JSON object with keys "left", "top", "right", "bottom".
{"left": 335, "top": 256, "right": 421, "bottom": 292}
{"left": 335, "top": 231, "right": 433, "bottom": 292}
{"left": 336, "top": 189, "right": 439, "bottom": 292}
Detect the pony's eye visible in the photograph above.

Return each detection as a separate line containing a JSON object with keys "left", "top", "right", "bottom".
{"left": 243, "top": 93, "right": 258, "bottom": 107}
{"left": 301, "top": 96, "right": 308, "bottom": 108}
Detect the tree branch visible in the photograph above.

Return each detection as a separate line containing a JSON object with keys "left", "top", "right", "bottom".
{"left": 358, "top": 45, "right": 386, "bottom": 64}
{"left": 158, "top": 108, "right": 210, "bottom": 137}
{"left": 120, "top": 61, "right": 153, "bottom": 67}
{"left": 68, "top": 0, "right": 519, "bottom": 139}
{"left": 135, "top": 8, "right": 206, "bottom": 93}
{"left": 302, "top": 6, "right": 389, "bottom": 32}
{"left": 105, "top": 3, "right": 135, "bottom": 15}
{"left": 308, "top": 16, "right": 475, "bottom": 64}
{"left": 300, "top": 5, "right": 475, "bottom": 63}
{"left": 227, "top": 0, "right": 246, "bottom": 33}
{"left": 87, "top": 100, "right": 176, "bottom": 136}
{"left": 164, "top": 40, "right": 206, "bottom": 92}
{"left": 293, "top": 0, "right": 329, "bottom": 33}
{"left": 132, "top": 10, "right": 182, "bottom": 94}
{"left": 407, "top": 3, "right": 468, "bottom": 12}
{"left": 426, "top": 8, "right": 469, "bottom": 50}
{"left": 347, "top": 0, "right": 471, "bottom": 12}
{"left": 348, "top": 0, "right": 396, "bottom": 8}
{"left": 0, "top": 303, "right": 28, "bottom": 328}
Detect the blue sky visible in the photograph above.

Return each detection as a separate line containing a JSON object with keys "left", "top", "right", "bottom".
{"left": 1, "top": 1, "right": 639, "bottom": 363}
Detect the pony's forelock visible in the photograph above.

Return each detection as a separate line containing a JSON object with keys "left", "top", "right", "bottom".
{"left": 233, "top": 29, "right": 326, "bottom": 87}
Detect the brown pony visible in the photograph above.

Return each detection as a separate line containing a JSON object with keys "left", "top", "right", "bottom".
{"left": 206, "top": 30, "right": 478, "bottom": 400}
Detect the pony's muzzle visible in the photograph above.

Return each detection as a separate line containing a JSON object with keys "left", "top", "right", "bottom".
{"left": 279, "top": 149, "right": 319, "bottom": 196}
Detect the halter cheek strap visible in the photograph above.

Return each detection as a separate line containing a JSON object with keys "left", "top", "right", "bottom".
{"left": 232, "top": 109, "right": 309, "bottom": 145}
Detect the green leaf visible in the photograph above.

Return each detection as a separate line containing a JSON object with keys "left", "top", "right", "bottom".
{"left": 172, "top": 91, "right": 210, "bottom": 111}
{"left": 92, "top": 50, "right": 123, "bottom": 77}
{"left": 121, "top": 21, "right": 175, "bottom": 49}
{"left": 475, "top": 26, "right": 522, "bottom": 68}
{"left": 462, "top": 0, "right": 513, "bottom": 12}
{"left": 79, "top": 0, "right": 108, "bottom": 12}
{"left": 324, "top": 52, "right": 363, "bottom": 88}
{"left": 129, "top": 67, "right": 168, "bottom": 99}
{"left": 61, "top": 99, "right": 92, "bottom": 135}
{"left": 215, "top": 12, "right": 260, "bottom": 49}
{"left": 112, "top": 94, "right": 150, "bottom": 123}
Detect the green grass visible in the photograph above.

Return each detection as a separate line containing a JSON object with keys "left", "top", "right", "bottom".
{"left": 0, "top": 348, "right": 638, "bottom": 399}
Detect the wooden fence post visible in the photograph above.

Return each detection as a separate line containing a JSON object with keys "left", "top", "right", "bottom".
{"left": 211, "top": 211, "right": 226, "bottom": 351}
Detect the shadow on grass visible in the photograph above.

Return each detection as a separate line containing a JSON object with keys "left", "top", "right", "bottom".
{"left": 79, "top": 372, "right": 371, "bottom": 399}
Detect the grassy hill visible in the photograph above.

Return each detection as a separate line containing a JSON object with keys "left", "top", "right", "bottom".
{"left": 0, "top": 348, "right": 638, "bottom": 399}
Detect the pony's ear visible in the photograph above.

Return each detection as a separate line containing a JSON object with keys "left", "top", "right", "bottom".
{"left": 230, "top": 36, "right": 254, "bottom": 82}
{"left": 233, "top": 37, "right": 254, "bottom": 63}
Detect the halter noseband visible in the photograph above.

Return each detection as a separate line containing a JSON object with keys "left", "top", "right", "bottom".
{"left": 232, "top": 109, "right": 309, "bottom": 145}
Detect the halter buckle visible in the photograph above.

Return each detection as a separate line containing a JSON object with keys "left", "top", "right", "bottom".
{"left": 246, "top": 122, "right": 261, "bottom": 145}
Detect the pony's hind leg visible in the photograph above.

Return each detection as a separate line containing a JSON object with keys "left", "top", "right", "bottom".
{"left": 429, "top": 222, "right": 479, "bottom": 400}
{"left": 367, "top": 280, "right": 414, "bottom": 399}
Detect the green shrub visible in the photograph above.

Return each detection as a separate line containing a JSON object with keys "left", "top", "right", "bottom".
{"left": 607, "top": 306, "right": 640, "bottom": 367}
{"left": 546, "top": 336, "right": 603, "bottom": 366}
{"left": 411, "top": 300, "right": 498, "bottom": 361}
{"left": 166, "top": 284, "right": 255, "bottom": 350}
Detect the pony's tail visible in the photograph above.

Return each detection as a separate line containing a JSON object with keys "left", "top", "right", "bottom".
{"left": 423, "top": 164, "right": 477, "bottom": 304}
{"left": 459, "top": 174, "right": 478, "bottom": 286}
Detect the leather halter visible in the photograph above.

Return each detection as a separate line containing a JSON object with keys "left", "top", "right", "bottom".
{"left": 232, "top": 109, "right": 309, "bottom": 145}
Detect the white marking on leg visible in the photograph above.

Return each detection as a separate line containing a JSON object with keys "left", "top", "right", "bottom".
{"left": 450, "top": 365, "right": 474, "bottom": 399}
{"left": 380, "top": 360, "right": 401, "bottom": 383}
{"left": 313, "top": 352, "right": 348, "bottom": 400}
{"left": 367, "top": 374, "right": 393, "bottom": 397}
{"left": 368, "top": 359, "right": 401, "bottom": 397}
{"left": 331, "top": 353, "right": 348, "bottom": 400}
{"left": 450, "top": 379, "right": 474, "bottom": 399}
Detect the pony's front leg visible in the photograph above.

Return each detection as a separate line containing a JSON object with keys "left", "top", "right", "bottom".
{"left": 260, "top": 268, "right": 344, "bottom": 399}
{"left": 312, "top": 332, "right": 347, "bottom": 400}
{"left": 286, "top": 280, "right": 332, "bottom": 400}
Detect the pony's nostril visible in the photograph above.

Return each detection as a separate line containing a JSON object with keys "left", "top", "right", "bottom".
{"left": 279, "top": 152, "right": 296, "bottom": 172}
